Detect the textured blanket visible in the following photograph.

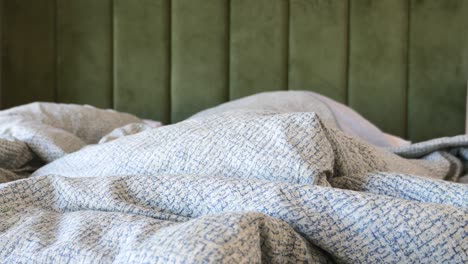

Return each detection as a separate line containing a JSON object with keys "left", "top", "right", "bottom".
{"left": 0, "top": 102, "right": 466, "bottom": 263}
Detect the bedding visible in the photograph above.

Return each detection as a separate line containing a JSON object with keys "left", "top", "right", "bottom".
{"left": 190, "top": 91, "right": 411, "bottom": 148}
{"left": 0, "top": 100, "right": 466, "bottom": 263}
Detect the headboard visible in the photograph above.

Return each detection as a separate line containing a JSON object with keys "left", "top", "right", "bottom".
{"left": 0, "top": 0, "right": 467, "bottom": 142}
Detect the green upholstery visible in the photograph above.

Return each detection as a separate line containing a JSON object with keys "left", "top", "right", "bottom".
{"left": 348, "top": 0, "right": 408, "bottom": 137}
{"left": 229, "top": 0, "right": 288, "bottom": 99}
{"left": 289, "top": 0, "right": 348, "bottom": 102}
{"left": 57, "top": 0, "right": 112, "bottom": 108}
{"left": 1, "top": 0, "right": 55, "bottom": 108}
{"left": 114, "top": 0, "right": 171, "bottom": 123}
{"left": 408, "top": 0, "right": 468, "bottom": 141}
{"left": 171, "top": 0, "right": 229, "bottom": 123}
{"left": 0, "top": 0, "right": 467, "bottom": 142}
{"left": 0, "top": 1, "right": 2, "bottom": 100}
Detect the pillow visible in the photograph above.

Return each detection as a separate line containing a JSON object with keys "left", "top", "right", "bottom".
{"left": 190, "top": 91, "right": 410, "bottom": 148}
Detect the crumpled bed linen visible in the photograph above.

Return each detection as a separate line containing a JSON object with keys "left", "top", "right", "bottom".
{"left": 0, "top": 101, "right": 466, "bottom": 263}
{"left": 0, "top": 102, "right": 160, "bottom": 183}
{"left": 190, "top": 91, "right": 411, "bottom": 148}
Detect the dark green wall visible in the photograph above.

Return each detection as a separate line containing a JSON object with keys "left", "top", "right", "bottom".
{"left": 0, "top": 0, "right": 3, "bottom": 104}
{"left": 0, "top": 0, "right": 467, "bottom": 141}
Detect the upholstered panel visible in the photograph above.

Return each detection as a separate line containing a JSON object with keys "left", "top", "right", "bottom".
{"left": 0, "top": 1, "right": 3, "bottom": 103}
{"left": 289, "top": 0, "right": 348, "bottom": 102}
{"left": 0, "top": 0, "right": 3, "bottom": 102}
{"left": 229, "top": 0, "right": 288, "bottom": 99}
{"left": 171, "top": 0, "right": 229, "bottom": 123}
{"left": 1, "top": 0, "right": 55, "bottom": 108}
{"left": 57, "top": 0, "right": 112, "bottom": 108}
{"left": 348, "top": 0, "right": 408, "bottom": 136}
{"left": 408, "top": 0, "right": 468, "bottom": 141}
{"left": 114, "top": 0, "right": 171, "bottom": 123}
{"left": 1, "top": 0, "right": 467, "bottom": 142}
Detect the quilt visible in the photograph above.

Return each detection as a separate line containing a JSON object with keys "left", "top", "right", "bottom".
{"left": 0, "top": 102, "right": 466, "bottom": 263}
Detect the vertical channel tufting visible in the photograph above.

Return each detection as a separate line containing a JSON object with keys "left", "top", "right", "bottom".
{"left": 348, "top": 0, "right": 408, "bottom": 137}
{"left": 0, "top": 0, "right": 3, "bottom": 108}
{"left": 1, "top": 0, "right": 55, "bottom": 109}
{"left": 110, "top": 0, "right": 114, "bottom": 109}
{"left": 171, "top": 0, "right": 229, "bottom": 123}
{"left": 285, "top": 0, "right": 290, "bottom": 92}
{"left": 113, "top": 0, "right": 171, "bottom": 123}
{"left": 229, "top": 0, "right": 288, "bottom": 100}
{"left": 0, "top": 0, "right": 466, "bottom": 140}
{"left": 289, "top": 0, "right": 348, "bottom": 103}
{"left": 56, "top": 0, "right": 112, "bottom": 108}
{"left": 405, "top": 0, "right": 411, "bottom": 141}
{"left": 408, "top": 0, "right": 468, "bottom": 142}
{"left": 345, "top": 0, "right": 350, "bottom": 106}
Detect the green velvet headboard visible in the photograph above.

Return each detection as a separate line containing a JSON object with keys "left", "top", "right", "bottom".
{"left": 0, "top": 0, "right": 467, "bottom": 142}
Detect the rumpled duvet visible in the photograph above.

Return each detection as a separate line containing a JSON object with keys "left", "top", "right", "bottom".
{"left": 0, "top": 102, "right": 466, "bottom": 263}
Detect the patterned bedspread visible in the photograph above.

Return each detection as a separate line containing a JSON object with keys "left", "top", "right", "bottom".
{"left": 0, "top": 102, "right": 466, "bottom": 263}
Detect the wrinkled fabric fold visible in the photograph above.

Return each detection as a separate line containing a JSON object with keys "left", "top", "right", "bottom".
{"left": 0, "top": 175, "right": 466, "bottom": 263}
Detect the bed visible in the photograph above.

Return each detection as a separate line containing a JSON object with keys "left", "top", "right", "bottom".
{"left": 0, "top": 0, "right": 467, "bottom": 263}
{"left": 0, "top": 91, "right": 467, "bottom": 263}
